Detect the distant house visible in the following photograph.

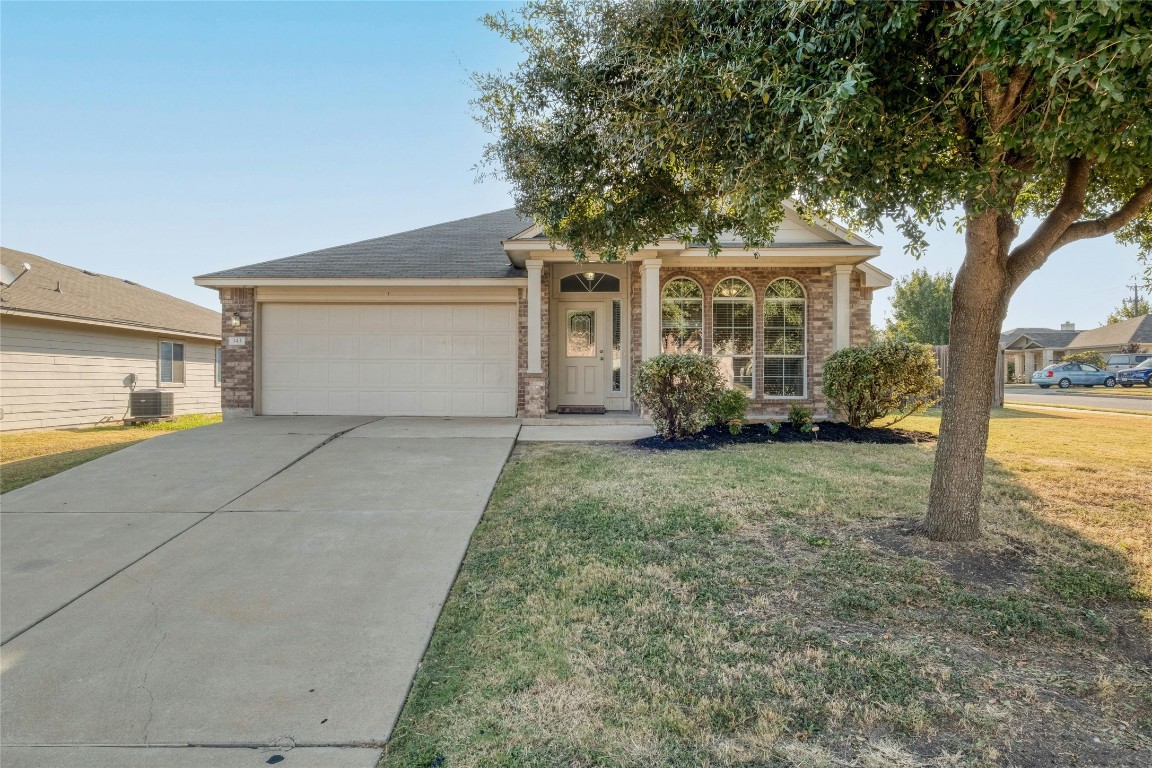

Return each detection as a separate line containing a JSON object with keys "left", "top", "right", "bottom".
{"left": 1000, "top": 315, "right": 1152, "bottom": 380}
{"left": 0, "top": 248, "right": 222, "bottom": 431}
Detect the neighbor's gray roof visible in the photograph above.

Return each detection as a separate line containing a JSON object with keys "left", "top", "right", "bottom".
{"left": 0, "top": 247, "right": 220, "bottom": 337}
{"left": 1000, "top": 328, "right": 1080, "bottom": 349}
{"left": 1067, "top": 314, "right": 1152, "bottom": 349}
{"left": 198, "top": 209, "right": 534, "bottom": 281}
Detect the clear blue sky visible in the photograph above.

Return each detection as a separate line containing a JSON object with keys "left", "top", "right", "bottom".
{"left": 2, "top": 1, "right": 1144, "bottom": 331}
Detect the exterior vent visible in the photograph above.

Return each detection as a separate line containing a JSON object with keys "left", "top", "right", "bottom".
{"left": 128, "top": 390, "right": 175, "bottom": 423}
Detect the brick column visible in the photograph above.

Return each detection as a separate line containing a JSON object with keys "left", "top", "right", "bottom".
{"left": 219, "top": 287, "right": 255, "bottom": 419}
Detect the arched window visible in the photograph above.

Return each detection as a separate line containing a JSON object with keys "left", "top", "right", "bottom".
{"left": 712, "top": 278, "right": 754, "bottom": 391}
{"left": 764, "top": 278, "right": 806, "bottom": 397}
{"left": 660, "top": 278, "right": 703, "bottom": 354}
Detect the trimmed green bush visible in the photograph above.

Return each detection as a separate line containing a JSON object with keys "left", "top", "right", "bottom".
{"left": 709, "top": 388, "right": 750, "bottom": 434}
{"left": 787, "top": 403, "right": 815, "bottom": 433}
{"left": 1060, "top": 351, "right": 1107, "bottom": 370}
{"left": 634, "top": 354, "right": 724, "bottom": 439}
{"left": 823, "top": 342, "right": 942, "bottom": 428}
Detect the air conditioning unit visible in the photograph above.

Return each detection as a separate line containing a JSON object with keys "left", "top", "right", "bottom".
{"left": 128, "top": 390, "right": 175, "bottom": 423}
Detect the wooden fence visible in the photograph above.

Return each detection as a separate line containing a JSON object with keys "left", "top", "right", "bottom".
{"left": 932, "top": 345, "right": 1005, "bottom": 408}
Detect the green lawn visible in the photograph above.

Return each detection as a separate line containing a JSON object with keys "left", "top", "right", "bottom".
{"left": 0, "top": 413, "right": 222, "bottom": 493}
{"left": 383, "top": 408, "right": 1150, "bottom": 767}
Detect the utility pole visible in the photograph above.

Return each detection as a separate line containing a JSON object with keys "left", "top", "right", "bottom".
{"left": 1126, "top": 276, "right": 1142, "bottom": 316}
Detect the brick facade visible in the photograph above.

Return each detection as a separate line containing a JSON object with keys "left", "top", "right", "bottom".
{"left": 218, "top": 287, "right": 255, "bottom": 418}
{"left": 627, "top": 265, "right": 872, "bottom": 420}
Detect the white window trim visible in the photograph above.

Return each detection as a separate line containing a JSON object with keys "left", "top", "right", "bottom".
{"left": 711, "top": 277, "right": 755, "bottom": 393}
{"left": 214, "top": 346, "right": 222, "bottom": 388}
{"left": 660, "top": 277, "right": 704, "bottom": 355}
{"left": 158, "top": 339, "right": 187, "bottom": 388}
{"left": 763, "top": 278, "right": 808, "bottom": 399}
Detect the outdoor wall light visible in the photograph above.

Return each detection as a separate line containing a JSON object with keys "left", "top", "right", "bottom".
{"left": 583, "top": 271, "right": 597, "bottom": 281}
{"left": 230, "top": 312, "right": 241, "bottom": 329}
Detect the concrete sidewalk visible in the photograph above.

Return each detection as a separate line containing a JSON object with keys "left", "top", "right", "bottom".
{"left": 0, "top": 416, "right": 518, "bottom": 767}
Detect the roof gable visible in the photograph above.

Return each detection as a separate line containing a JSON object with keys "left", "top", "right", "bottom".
{"left": 1, "top": 248, "right": 220, "bottom": 338}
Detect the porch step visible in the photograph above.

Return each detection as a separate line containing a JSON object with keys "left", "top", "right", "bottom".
{"left": 521, "top": 413, "right": 651, "bottom": 426}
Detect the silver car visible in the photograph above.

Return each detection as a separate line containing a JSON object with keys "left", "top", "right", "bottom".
{"left": 1032, "top": 362, "right": 1116, "bottom": 389}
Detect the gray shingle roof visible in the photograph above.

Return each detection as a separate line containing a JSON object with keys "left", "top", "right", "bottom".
{"left": 1001, "top": 329, "right": 1080, "bottom": 349}
{"left": 198, "top": 209, "right": 534, "bottom": 281}
{"left": 1, "top": 247, "right": 220, "bottom": 337}
{"left": 1067, "top": 314, "right": 1152, "bottom": 349}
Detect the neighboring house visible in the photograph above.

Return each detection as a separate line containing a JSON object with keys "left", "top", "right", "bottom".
{"left": 0, "top": 248, "right": 222, "bottom": 431}
{"left": 194, "top": 204, "right": 891, "bottom": 420}
{"left": 1001, "top": 314, "right": 1152, "bottom": 380}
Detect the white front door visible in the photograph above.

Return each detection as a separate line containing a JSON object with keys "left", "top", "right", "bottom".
{"left": 556, "top": 303, "right": 605, "bottom": 408}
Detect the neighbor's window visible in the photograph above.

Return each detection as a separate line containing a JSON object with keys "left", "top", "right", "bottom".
{"left": 712, "top": 278, "right": 754, "bottom": 392}
{"left": 660, "top": 278, "right": 703, "bottom": 354}
{"left": 215, "top": 346, "right": 222, "bottom": 386}
{"left": 160, "top": 341, "right": 185, "bottom": 384}
{"left": 764, "top": 278, "right": 806, "bottom": 397}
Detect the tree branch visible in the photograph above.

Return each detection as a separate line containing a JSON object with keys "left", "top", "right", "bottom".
{"left": 1053, "top": 178, "right": 1152, "bottom": 250}
{"left": 1005, "top": 156, "right": 1094, "bottom": 286}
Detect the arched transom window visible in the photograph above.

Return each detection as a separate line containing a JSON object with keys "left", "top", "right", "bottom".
{"left": 660, "top": 278, "right": 703, "bottom": 354}
{"left": 712, "top": 278, "right": 754, "bottom": 391}
{"left": 764, "top": 278, "right": 806, "bottom": 397}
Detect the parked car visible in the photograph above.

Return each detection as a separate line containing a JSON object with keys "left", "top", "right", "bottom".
{"left": 1105, "top": 352, "right": 1152, "bottom": 372}
{"left": 1031, "top": 362, "right": 1116, "bottom": 389}
{"left": 1116, "top": 357, "right": 1152, "bottom": 388}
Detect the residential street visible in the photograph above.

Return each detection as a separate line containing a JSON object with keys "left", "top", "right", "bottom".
{"left": 1004, "top": 386, "right": 1152, "bottom": 413}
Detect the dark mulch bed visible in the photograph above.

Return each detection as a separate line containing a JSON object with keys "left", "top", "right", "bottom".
{"left": 634, "top": 421, "right": 936, "bottom": 450}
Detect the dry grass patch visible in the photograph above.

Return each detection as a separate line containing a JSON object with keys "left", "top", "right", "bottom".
{"left": 383, "top": 409, "right": 1150, "bottom": 767}
{"left": 0, "top": 414, "right": 221, "bottom": 493}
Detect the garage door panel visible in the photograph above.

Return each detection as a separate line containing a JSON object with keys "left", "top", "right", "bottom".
{"left": 452, "top": 363, "right": 481, "bottom": 386}
{"left": 261, "top": 303, "right": 517, "bottom": 417}
{"left": 481, "top": 306, "right": 514, "bottom": 332}
{"left": 451, "top": 307, "right": 480, "bottom": 331}
{"left": 483, "top": 335, "right": 513, "bottom": 359}
{"left": 451, "top": 335, "right": 480, "bottom": 357}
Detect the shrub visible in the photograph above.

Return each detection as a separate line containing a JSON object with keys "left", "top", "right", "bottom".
{"left": 709, "top": 388, "right": 750, "bottom": 434}
{"left": 1061, "top": 351, "right": 1107, "bottom": 369}
{"left": 787, "top": 403, "right": 814, "bottom": 433}
{"left": 634, "top": 354, "right": 724, "bottom": 439}
{"left": 823, "top": 342, "right": 942, "bottom": 428}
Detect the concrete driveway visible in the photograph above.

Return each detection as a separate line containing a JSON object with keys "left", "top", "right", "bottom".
{"left": 1, "top": 416, "right": 519, "bottom": 768}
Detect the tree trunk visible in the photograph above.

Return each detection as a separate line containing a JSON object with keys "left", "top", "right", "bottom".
{"left": 924, "top": 210, "right": 1012, "bottom": 541}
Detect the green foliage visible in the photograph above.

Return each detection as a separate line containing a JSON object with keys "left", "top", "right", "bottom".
{"left": 823, "top": 343, "right": 943, "bottom": 428}
{"left": 475, "top": 1, "right": 1152, "bottom": 260}
{"left": 1061, "top": 351, "right": 1107, "bottom": 369}
{"left": 787, "top": 403, "right": 814, "bottom": 434}
{"left": 1106, "top": 297, "right": 1150, "bottom": 325}
{"left": 708, "top": 388, "right": 750, "bottom": 435}
{"left": 885, "top": 269, "right": 953, "bottom": 345}
{"left": 634, "top": 354, "right": 724, "bottom": 439}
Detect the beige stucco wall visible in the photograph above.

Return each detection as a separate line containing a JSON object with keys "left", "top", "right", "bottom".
{"left": 0, "top": 316, "right": 221, "bottom": 432}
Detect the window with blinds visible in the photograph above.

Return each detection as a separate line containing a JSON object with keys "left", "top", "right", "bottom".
{"left": 712, "top": 278, "right": 754, "bottom": 392}
{"left": 660, "top": 278, "right": 703, "bottom": 354}
{"left": 764, "top": 278, "right": 806, "bottom": 397}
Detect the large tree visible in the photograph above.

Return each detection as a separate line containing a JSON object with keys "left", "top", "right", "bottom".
{"left": 475, "top": 0, "right": 1152, "bottom": 540}
{"left": 886, "top": 269, "right": 954, "bottom": 345}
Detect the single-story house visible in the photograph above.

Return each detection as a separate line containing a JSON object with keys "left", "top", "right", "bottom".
{"left": 1001, "top": 314, "right": 1152, "bottom": 380}
{"left": 194, "top": 204, "right": 892, "bottom": 420}
{"left": 0, "top": 248, "right": 222, "bottom": 431}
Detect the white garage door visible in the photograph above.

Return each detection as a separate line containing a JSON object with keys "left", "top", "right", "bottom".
{"left": 260, "top": 303, "right": 517, "bottom": 416}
